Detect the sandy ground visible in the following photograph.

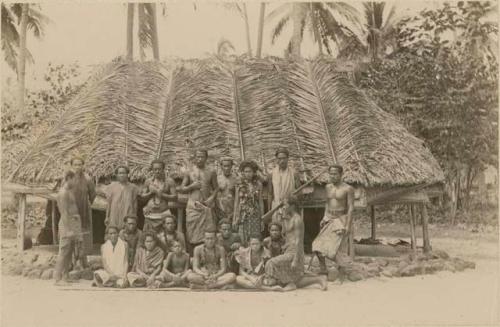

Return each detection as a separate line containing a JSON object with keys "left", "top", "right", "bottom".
{"left": 1, "top": 224, "right": 499, "bottom": 327}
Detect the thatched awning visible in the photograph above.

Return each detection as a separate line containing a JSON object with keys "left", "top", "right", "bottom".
{"left": 8, "top": 57, "right": 444, "bottom": 187}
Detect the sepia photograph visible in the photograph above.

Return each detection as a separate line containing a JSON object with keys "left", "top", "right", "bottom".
{"left": 0, "top": 1, "right": 499, "bottom": 326}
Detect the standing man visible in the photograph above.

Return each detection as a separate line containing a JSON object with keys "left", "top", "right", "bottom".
{"left": 312, "top": 165, "right": 354, "bottom": 273}
{"left": 177, "top": 149, "right": 218, "bottom": 252}
{"left": 54, "top": 171, "right": 83, "bottom": 286}
{"left": 267, "top": 148, "right": 300, "bottom": 223}
{"left": 142, "top": 159, "right": 177, "bottom": 233}
{"left": 103, "top": 166, "right": 140, "bottom": 231}
{"left": 215, "top": 157, "right": 237, "bottom": 226}
{"left": 70, "top": 156, "right": 96, "bottom": 267}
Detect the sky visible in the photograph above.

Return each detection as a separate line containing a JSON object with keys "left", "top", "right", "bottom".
{"left": 1, "top": 1, "right": 444, "bottom": 89}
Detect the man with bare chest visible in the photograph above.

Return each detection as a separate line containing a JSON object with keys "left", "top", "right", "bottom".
{"left": 312, "top": 165, "right": 354, "bottom": 273}
{"left": 177, "top": 150, "right": 218, "bottom": 251}
{"left": 215, "top": 157, "right": 237, "bottom": 225}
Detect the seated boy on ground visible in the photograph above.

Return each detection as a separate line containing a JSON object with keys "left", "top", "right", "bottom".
{"left": 217, "top": 219, "right": 242, "bottom": 273}
{"left": 263, "top": 222, "right": 285, "bottom": 258}
{"left": 155, "top": 240, "right": 191, "bottom": 288}
{"left": 235, "top": 234, "right": 270, "bottom": 289}
{"left": 186, "top": 229, "right": 236, "bottom": 289}
{"left": 127, "top": 231, "right": 165, "bottom": 288}
{"left": 119, "top": 215, "right": 143, "bottom": 272}
{"left": 93, "top": 226, "right": 128, "bottom": 288}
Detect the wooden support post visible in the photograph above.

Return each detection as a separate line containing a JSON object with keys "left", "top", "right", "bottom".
{"left": 409, "top": 204, "right": 417, "bottom": 258}
{"left": 348, "top": 222, "right": 355, "bottom": 259}
{"left": 51, "top": 200, "right": 57, "bottom": 245}
{"left": 420, "top": 203, "right": 431, "bottom": 253}
{"left": 370, "top": 205, "right": 376, "bottom": 240}
{"left": 16, "top": 193, "right": 27, "bottom": 251}
{"left": 176, "top": 207, "right": 184, "bottom": 234}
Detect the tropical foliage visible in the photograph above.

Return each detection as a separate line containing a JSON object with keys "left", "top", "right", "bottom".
{"left": 267, "top": 2, "right": 361, "bottom": 56}
{"left": 358, "top": 1, "right": 498, "bottom": 220}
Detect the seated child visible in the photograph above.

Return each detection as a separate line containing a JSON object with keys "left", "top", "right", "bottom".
{"left": 155, "top": 240, "right": 191, "bottom": 287}
{"left": 235, "top": 234, "right": 270, "bottom": 289}
{"left": 157, "top": 215, "right": 187, "bottom": 254}
{"left": 263, "top": 222, "right": 285, "bottom": 257}
{"left": 119, "top": 215, "right": 143, "bottom": 272}
{"left": 217, "top": 219, "right": 242, "bottom": 273}
{"left": 94, "top": 226, "right": 129, "bottom": 288}
{"left": 127, "top": 231, "right": 165, "bottom": 288}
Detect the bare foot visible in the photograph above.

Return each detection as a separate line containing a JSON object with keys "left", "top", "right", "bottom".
{"left": 160, "top": 281, "right": 176, "bottom": 288}
{"left": 320, "top": 276, "right": 328, "bottom": 291}
{"left": 283, "top": 283, "right": 297, "bottom": 292}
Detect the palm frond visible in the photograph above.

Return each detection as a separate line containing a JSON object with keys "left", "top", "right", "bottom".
{"left": 10, "top": 59, "right": 445, "bottom": 187}
{"left": 270, "top": 15, "right": 290, "bottom": 44}
{"left": 266, "top": 3, "right": 291, "bottom": 22}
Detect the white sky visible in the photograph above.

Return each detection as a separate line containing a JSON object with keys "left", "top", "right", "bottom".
{"left": 2, "top": 1, "right": 443, "bottom": 88}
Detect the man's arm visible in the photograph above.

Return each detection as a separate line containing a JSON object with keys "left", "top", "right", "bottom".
{"left": 192, "top": 247, "right": 205, "bottom": 276}
{"left": 87, "top": 178, "right": 97, "bottom": 204}
{"left": 214, "top": 247, "right": 228, "bottom": 278}
{"left": 160, "top": 177, "right": 178, "bottom": 202}
{"left": 232, "top": 185, "right": 240, "bottom": 229}
{"left": 345, "top": 186, "right": 355, "bottom": 231}
{"left": 203, "top": 170, "right": 218, "bottom": 206}
{"left": 292, "top": 218, "right": 304, "bottom": 267}
{"left": 177, "top": 173, "right": 200, "bottom": 194}
{"left": 267, "top": 173, "right": 274, "bottom": 209}
{"left": 100, "top": 244, "right": 112, "bottom": 273}
{"left": 139, "top": 179, "right": 154, "bottom": 201}
{"left": 122, "top": 243, "right": 129, "bottom": 279}
{"left": 320, "top": 185, "right": 331, "bottom": 228}
{"left": 163, "top": 253, "right": 177, "bottom": 278}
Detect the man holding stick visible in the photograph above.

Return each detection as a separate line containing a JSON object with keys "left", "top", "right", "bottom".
{"left": 312, "top": 165, "right": 354, "bottom": 274}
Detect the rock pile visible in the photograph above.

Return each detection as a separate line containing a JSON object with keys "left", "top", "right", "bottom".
{"left": 310, "top": 249, "right": 475, "bottom": 282}
{"left": 2, "top": 248, "right": 101, "bottom": 282}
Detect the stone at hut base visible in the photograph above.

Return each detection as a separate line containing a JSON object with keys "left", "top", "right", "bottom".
{"left": 432, "top": 249, "right": 450, "bottom": 260}
{"left": 28, "top": 269, "right": 42, "bottom": 279}
{"left": 451, "top": 258, "right": 469, "bottom": 272}
{"left": 68, "top": 270, "right": 81, "bottom": 281}
{"left": 80, "top": 269, "right": 94, "bottom": 280}
{"left": 398, "top": 260, "right": 409, "bottom": 271}
{"left": 40, "top": 268, "right": 54, "bottom": 280}
{"left": 10, "top": 264, "right": 24, "bottom": 276}
{"left": 400, "top": 263, "right": 424, "bottom": 277}
{"left": 327, "top": 266, "right": 340, "bottom": 282}
{"left": 34, "top": 254, "right": 57, "bottom": 270}
{"left": 375, "top": 258, "right": 389, "bottom": 267}
{"left": 22, "top": 253, "right": 39, "bottom": 266}
{"left": 443, "top": 261, "right": 456, "bottom": 273}
{"left": 22, "top": 267, "right": 33, "bottom": 277}
{"left": 381, "top": 266, "right": 397, "bottom": 278}
{"left": 348, "top": 271, "right": 364, "bottom": 282}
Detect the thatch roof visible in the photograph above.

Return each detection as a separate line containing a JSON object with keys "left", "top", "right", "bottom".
{"left": 8, "top": 57, "right": 444, "bottom": 187}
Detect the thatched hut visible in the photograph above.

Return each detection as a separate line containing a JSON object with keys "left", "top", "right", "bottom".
{"left": 5, "top": 57, "right": 444, "bottom": 254}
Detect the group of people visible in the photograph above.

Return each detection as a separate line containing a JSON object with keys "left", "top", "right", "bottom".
{"left": 54, "top": 147, "right": 355, "bottom": 291}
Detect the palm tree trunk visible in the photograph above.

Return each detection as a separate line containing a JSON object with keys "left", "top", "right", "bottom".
{"left": 16, "top": 3, "right": 29, "bottom": 122}
{"left": 291, "top": 3, "right": 302, "bottom": 58}
{"left": 256, "top": 3, "right": 266, "bottom": 58}
{"left": 126, "top": 3, "right": 134, "bottom": 60}
{"left": 138, "top": 3, "right": 145, "bottom": 61}
{"left": 242, "top": 3, "right": 253, "bottom": 57}
{"left": 310, "top": 3, "right": 323, "bottom": 56}
{"left": 150, "top": 3, "right": 160, "bottom": 60}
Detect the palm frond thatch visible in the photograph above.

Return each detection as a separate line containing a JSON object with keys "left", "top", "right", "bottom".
{"left": 9, "top": 58, "right": 444, "bottom": 187}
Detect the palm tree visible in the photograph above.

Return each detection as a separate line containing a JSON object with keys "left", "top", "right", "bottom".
{"left": 337, "top": 2, "right": 398, "bottom": 62}
{"left": 267, "top": 2, "right": 361, "bottom": 58}
{"left": 125, "top": 3, "right": 163, "bottom": 61}
{"left": 256, "top": 3, "right": 266, "bottom": 58}
{"left": 220, "top": 3, "right": 253, "bottom": 56}
{"left": 1, "top": 3, "right": 49, "bottom": 121}
{"left": 1, "top": 3, "right": 49, "bottom": 71}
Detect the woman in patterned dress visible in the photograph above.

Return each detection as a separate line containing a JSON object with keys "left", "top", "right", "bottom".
{"left": 233, "top": 160, "right": 264, "bottom": 246}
